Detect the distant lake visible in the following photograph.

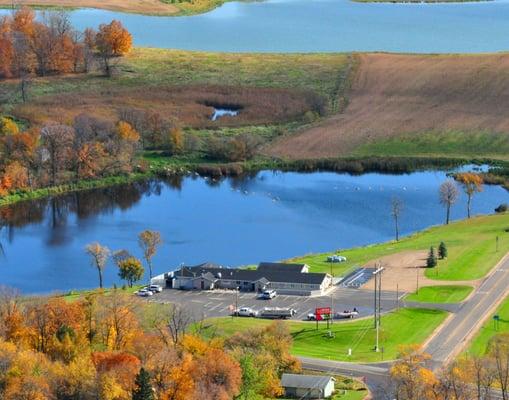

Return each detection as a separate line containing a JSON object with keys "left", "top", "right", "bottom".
{"left": 1, "top": 0, "right": 508, "bottom": 53}
{"left": 0, "top": 170, "right": 507, "bottom": 294}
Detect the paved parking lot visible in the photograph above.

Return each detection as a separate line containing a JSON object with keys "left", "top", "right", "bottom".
{"left": 147, "top": 286, "right": 403, "bottom": 320}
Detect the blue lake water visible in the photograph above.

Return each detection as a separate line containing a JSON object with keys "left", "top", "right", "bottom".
{"left": 0, "top": 170, "right": 507, "bottom": 294}
{"left": 1, "top": 0, "right": 509, "bottom": 52}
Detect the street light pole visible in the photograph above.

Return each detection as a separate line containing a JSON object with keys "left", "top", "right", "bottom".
{"left": 373, "top": 264, "right": 384, "bottom": 352}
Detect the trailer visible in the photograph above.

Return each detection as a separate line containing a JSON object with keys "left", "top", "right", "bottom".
{"left": 260, "top": 307, "right": 296, "bottom": 319}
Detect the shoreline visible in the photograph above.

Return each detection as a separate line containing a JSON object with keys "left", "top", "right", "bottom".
{"left": 0, "top": 155, "right": 482, "bottom": 208}
{"left": 0, "top": 0, "right": 243, "bottom": 16}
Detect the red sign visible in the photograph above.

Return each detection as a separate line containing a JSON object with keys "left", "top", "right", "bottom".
{"left": 315, "top": 307, "right": 332, "bottom": 321}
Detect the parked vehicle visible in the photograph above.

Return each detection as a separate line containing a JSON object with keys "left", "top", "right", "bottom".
{"left": 260, "top": 289, "right": 277, "bottom": 299}
{"left": 307, "top": 313, "right": 317, "bottom": 321}
{"left": 335, "top": 309, "right": 359, "bottom": 319}
{"left": 136, "top": 288, "right": 154, "bottom": 297}
{"left": 327, "top": 255, "right": 347, "bottom": 263}
{"left": 233, "top": 307, "right": 258, "bottom": 317}
{"left": 149, "top": 284, "right": 163, "bottom": 293}
{"left": 260, "top": 307, "right": 296, "bottom": 319}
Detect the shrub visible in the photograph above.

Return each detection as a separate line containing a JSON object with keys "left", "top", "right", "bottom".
{"left": 495, "top": 203, "right": 508, "bottom": 213}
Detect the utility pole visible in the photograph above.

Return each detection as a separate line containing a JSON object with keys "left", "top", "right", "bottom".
{"left": 416, "top": 265, "right": 419, "bottom": 295}
{"left": 330, "top": 263, "right": 334, "bottom": 325}
{"left": 396, "top": 283, "right": 399, "bottom": 310}
{"left": 373, "top": 263, "right": 384, "bottom": 352}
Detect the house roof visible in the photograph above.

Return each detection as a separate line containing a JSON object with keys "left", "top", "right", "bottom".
{"left": 281, "top": 374, "right": 335, "bottom": 390}
{"left": 175, "top": 262, "right": 328, "bottom": 285}
{"left": 258, "top": 262, "right": 307, "bottom": 273}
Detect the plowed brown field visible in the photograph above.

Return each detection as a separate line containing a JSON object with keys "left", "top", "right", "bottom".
{"left": 267, "top": 53, "right": 509, "bottom": 159}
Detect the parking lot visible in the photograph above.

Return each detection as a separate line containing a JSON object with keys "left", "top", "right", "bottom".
{"left": 147, "top": 286, "right": 403, "bottom": 320}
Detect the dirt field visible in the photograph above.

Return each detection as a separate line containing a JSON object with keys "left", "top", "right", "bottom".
{"left": 0, "top": 0, "right": 180, "bottom": 14}
{"left": 267, "top": 53, "right": 509, "bottom": 159}
{"left": 13, "top": 85, "right": 319, "bottom": 128}
{"left": 360, "top": 251, "right": 479, "bottom": 293}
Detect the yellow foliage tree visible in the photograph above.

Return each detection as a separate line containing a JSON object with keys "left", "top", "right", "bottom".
{"left": 116, "top": 121, "right": 140, "bottom": 143}
{"left": 0, "top": 117, "right": 19, "bottom": 136}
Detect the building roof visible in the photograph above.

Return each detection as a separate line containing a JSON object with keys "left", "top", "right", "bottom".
{"left": 175, "top": 262, "right": 328, "bottom": 285}
{"left": 281, "top": 373, "right": 335, "bottom": 390}
{"left": 258, "top": 262, "right": 307, "bottom": 273}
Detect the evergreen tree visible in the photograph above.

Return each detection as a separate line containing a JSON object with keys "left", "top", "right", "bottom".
{"left": 132, "top": 368, "right": 154, "bottom": 400}
{"left": 426, "top": 246, "right": 437, "bottom": 268}
{"left": 438, "top": 242, "right": 448, "bottom": 260}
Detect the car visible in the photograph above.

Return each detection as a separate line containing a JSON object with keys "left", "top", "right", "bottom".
{"left": 233, "top": 307, "right": 258, "bottom": 317}
{"left": 136, "top": 288, "right": 154, "bottom": 297}
{"left": 335, "top": 309, "right": 359, "bottom": 319}
{"left": 260, "top": 289, "right": 277, "bottom": 299}
{"left": 149, "top": 284, "right": 163, "bottom": 293}
{"left": 307, "top": 313, "right": 317, "bottom": 321}
{"left": 327, "top": 255, "right": 347, "bottom": 263}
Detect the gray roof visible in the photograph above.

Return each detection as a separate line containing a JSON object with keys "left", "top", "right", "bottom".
{"left": 281, "top": 373, "right": 335, "bottom": 390}
{"left": 174, "top": 262, "right": 328, "bottom": 285}
{"left": 258, "top": 262, "right": 307, "bottom": 273}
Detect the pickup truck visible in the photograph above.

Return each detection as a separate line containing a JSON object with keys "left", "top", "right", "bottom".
{"left": 260, "top": 307, "right": 296, "bottom": 319}
{"left": 232, "top": 307, "right": 258, "bottom": 317}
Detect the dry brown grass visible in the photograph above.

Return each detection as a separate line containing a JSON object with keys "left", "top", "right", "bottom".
{"left": 13, "top": 85, "right": 320, "bottom": 128}
{"left": 267, "top": 53, "right": 509, "bottom": 159}
{"left": 0, "top": 0, "right": 180, "bottom": 14}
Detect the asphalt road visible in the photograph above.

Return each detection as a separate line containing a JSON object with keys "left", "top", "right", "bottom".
{"left": 148, "top": 286, "right": 402, "bottom": 320}
{"left": 424, "top": 252, "right": 509, "bottom": 366}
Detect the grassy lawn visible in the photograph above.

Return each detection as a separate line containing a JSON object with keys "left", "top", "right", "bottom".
{"left": 287, "top": 213, "right": 509, "bottom": 281}
{"left": 352, "top": 131, "right": 509, "bottom": 161}
{"left": 468, "top": 293, "right": 509, "bottom": 356}
{"left": 202, "top": 308, "right": 448, "bottom": 363}
{"left": 405, "top": 285, "right": 473, "bottom": 303}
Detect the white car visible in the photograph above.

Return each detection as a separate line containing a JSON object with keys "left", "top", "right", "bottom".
{"left": 261, "top": 289, "right": 277, "bottom": 299}
{"left": 233, "top": 307, "right": 258, "bottom": 317}
{"left": 149, "top": 284, "right": 163, "bottom": 293}
{"left": 137, "top": 288, "right": 154, "bottom": 297}
{"left": 327, "top": 255, "right": 347, "bottom": 263}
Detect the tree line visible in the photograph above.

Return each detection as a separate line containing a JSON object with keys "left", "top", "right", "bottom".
{"left": 0, "top": 113, "right": 141, "bottom": 196}
{"left": 388, "top": 342, "right": 509, "bottom": 400}
{"left": 0, "top": 7, "right": 132, "bottom": 82}
{"left": 0, "top": 286, "right": 300, "bottom": 400}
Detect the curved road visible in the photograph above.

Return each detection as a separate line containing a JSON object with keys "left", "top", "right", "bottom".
{"left": 299, "top": 252, "right": 509, "bottom": 399}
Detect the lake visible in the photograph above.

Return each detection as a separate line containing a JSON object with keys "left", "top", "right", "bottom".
{"left": 1, "top": 0, "right": 509, "bottom": 52}
{"left": 0, "top": 169, "right": 507, "bottom": 294}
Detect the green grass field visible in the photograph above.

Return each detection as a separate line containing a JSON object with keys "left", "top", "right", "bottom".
{"left": 405, "top": 285, "right": 473, "bottom": 303}
{"left": 1, "top": 49, "right": 351, "bottom": 112}
{"left": 352, "top": 131, "right": 509, "bottom": 161}
{"left": 468, "top": 293, "right": 509, "bottom": 356}
{"left": 288, "top": 213, "right": 509, "bottom": 281}
{"left": 202, "top": 308, "right": 447, "bottom": 363}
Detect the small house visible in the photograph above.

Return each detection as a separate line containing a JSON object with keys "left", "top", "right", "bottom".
{"left": 281, "top": 373, "right": 336, "bottom": 399}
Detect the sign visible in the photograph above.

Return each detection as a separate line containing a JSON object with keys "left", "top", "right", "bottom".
{"left": 315, "top": 307, "right": 332, "bottom": 321}
{"left": 494, "top": 315, "right": 500, "bottom": 321}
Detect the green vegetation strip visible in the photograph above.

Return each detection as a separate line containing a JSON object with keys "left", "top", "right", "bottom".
{"left": 468, "top": 293, "right": 509, "bottom": 356}
{"left": 405, "top": 285, "right": 473, "bottom": 304}
{"left": 203, "top": 308, "right": 448, "bottom": 363}
{"left": 353, "top": 131, "right": 509, "bottom": 161}
{"left": 289, "top": 213, "right": 509, "bottom": 281}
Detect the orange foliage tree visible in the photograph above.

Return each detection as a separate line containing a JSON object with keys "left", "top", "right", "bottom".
{"left": 456, "top": 173, "right": 483, "bottom": 218}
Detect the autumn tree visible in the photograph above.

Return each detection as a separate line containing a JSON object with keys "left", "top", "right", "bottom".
{"left": 85, "top": 242, "right": 110, "bottom": 289}
{"left": 168, "top": 127, "right": 184, "bottom": 155}
{"left": 118, "top": 257, "right": 144, "bottom": 288}
{"left": 456, "top": 173, "right": 483, "bottom": 219}
{"left": 390, "top": 345, "right": 436, "bottom": 400}
{"left": 40, "top": 124, "right": 74, "bottom": 186}
{"left": 138, "top": 230, "right": 162, "bottom": 280}
{"left": 95, "top": 20, "right": 132, "bottom": 76}
{"left": 439, "top": 179, "right": 459, "bottom": 225}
